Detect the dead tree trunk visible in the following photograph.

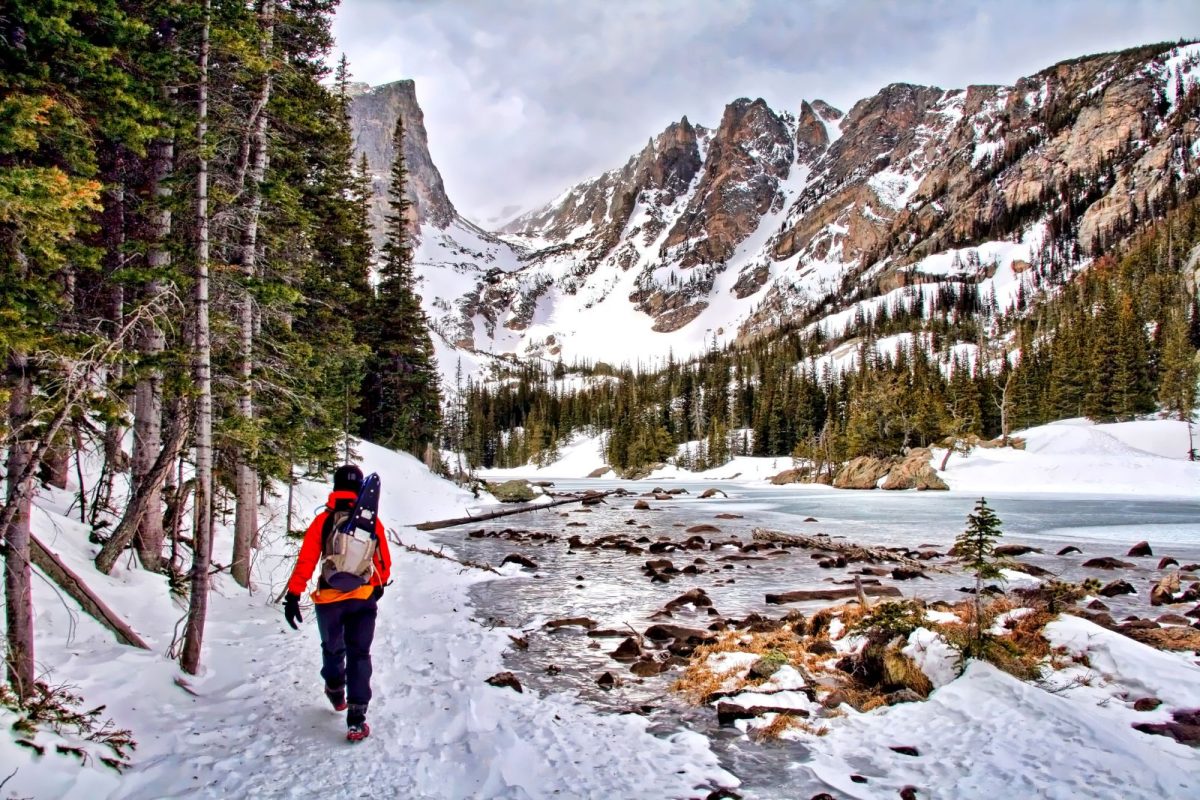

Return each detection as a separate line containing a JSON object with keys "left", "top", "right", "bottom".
{"left": 40, "top": 433, "right": 71, "bottom": 489}
{"left": 414, "top": 491, "right": 616, "bottom": 530}
{"left": 32, "top": 535, "right": 149, "bottom": 649}
{"left": 4, "top": 355, "right": 35, "bottom": 700}
{"left": 752, "top": 528, "right": 943, "bottom": 572}
{"left": 94, "top": 152, "right": 129, "bottom": 520}
{"left": 997, "top": 370, "right": 1014, "bottom": 447}
{"left": 231, "top": 0, "right": 275, "bottom": 588}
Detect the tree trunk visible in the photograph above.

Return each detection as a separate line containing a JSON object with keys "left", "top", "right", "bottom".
{"left": 95, "top": 154, "right": 129, "bottom": 521}
{"left": 998, "top": 372, "right": 1014, "bottom": 446}
{"left": 182, "top": 1, "right": 213, "bottom": 676}
{"left": 231, "top": 0, "right": 275, "bottom": 588}
{"left": 285, "top": 463, "right": 294, "bottom": 535}
{"left": 94, "top": 405, "right": 190, "bottom": 575}
{"left": 73, "top": 428, "right": 87, "bottom": 524}
{"left": 165, "top": 476, "right": 194, "bottom": 575}
{"left": 31, "top": 535, "right": 149, "bottom": 650}
{"left": 131, "top": 130, "right": 175, "bottom": 572}
{"left": 4, "top": 355, "right": 35, "bottom": 700}
{"left": 40, "top": 439, "right": 70, "bottom": 490}
{"left": 414, "top": 491, "right": 617, "bottom": 530}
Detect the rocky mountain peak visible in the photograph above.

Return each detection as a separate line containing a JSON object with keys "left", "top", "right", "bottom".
{"left": 343, "top": 41, "right": 1200, "bottom": 367}
{"left": 810, "top": 99, "right": 843, "bottom": 122}
{"left": 661, "top": 97, "right": 793, "bottom": 268}
{"left": 348, "top": 79, "right": 457, "bottom": 238}
{"left": 795, "top": 100, "right": 831, "bottom": 162}
{"left": 500, "top": 114, "right": 706, "bottom": 254}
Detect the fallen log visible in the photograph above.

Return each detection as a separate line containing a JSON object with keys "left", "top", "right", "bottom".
{"left": 390, "top": 536, "right": 501, "bottom": 574}
{"left": 766, "top": 586, "right": 903, "bottom": 604}
{"left": 414, "top": 490, "right": 616, "bottom": 531}
{"left": 31, "top": 535, "right": 150, "bottom": 649}
{"left": 752, "top": 528, "right": 946, "bottom": 572}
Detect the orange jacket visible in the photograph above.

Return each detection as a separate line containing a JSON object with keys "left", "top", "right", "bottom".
{"left": 287, "top": 490, "right": 392, "bottom": 604}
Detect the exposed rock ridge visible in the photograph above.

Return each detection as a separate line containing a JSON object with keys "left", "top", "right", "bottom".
{"left": 349, "top": 79, "right": 458, "bottom": 237}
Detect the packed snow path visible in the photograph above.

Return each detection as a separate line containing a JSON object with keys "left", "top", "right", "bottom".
{"left": 113, "top": 564, "right": 726, "bottom": 799}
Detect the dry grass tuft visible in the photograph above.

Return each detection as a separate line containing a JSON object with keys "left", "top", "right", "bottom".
{"left": 882, "top": 644, "right": 934, "bottom": 697}
{"left": 1006, "top": 610, "right": 1055, "bottom": 659}
{"left": 751, "top": 715, "right": 829, "bottom": 740}
{"left": 933, "top": 601, "right": 1052, "bottom": 682}
{"left": 750, "top": 713, "right": 804, "bottom": 740}
{"left": 832, "top": 601, "right": 870, "bottom": 630}
{"left": 832, "top": 681, "right": 890, "bottom": 712}
{"left": 673, "top": 629, "right": 807, "bottom": 703}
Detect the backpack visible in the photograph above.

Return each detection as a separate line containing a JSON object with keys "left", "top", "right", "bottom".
{"left": 319, "top": 474, "right": 381, "bottom": 591}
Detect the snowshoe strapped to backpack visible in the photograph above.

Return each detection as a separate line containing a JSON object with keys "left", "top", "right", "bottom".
{"left": 320, "top": 473, "right": 381, "bottom": 592}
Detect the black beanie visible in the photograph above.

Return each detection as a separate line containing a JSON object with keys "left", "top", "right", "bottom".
{"left": 333, "top": 464, "right": 363, "bottom": 493}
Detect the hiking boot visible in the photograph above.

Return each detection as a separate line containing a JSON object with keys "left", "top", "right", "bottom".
{"left": 346, "top": 721, "right": 370, "bottom": 742}
{"left": 324, "top": 684, "right": 347, "bottom": 712}
{"left": 346, "top": 703, "right": 369, "bottom": 742}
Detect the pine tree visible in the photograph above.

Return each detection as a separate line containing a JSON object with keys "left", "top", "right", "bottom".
{"left": 1157, "top": 307, "right": 1199, "bottom": 422}
{"left": 954, "top": 497, "right": 1005, "bottom": 650}
{"left": 231, "top": 0, "right": 277, "bottom": 589}
{"left": 0, "top": 0, "right": 160, "bottom": 697}
{"left": 361, "top": 113, "right": 442, "bottom": 454}
{"left": 182, "top": 0, "right": 214, "bottom": 678}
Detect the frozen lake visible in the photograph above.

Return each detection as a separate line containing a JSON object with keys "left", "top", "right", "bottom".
{"left": 435, "top": 480, "right": 1200, "bottom": 799}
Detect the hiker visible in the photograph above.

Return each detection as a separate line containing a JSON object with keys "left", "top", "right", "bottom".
{"left": 284, "top": 464, "right": 391, "bottom": 742}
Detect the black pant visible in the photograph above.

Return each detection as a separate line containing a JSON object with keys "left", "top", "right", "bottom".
{"left": 315, "top": 597, "right": 377, "bottom": 707}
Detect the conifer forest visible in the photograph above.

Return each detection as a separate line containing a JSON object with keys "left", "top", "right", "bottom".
{"left": 1, "top": 0, "right": 438, "bottom": 684}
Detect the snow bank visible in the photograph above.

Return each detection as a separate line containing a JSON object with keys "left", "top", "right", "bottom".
{"left": 940, "top": 418, "right": 1200, "bottom": 497}
{"left": 806, "top": 659, "right": 1200, "bottom": 799}
{"left": 483, "top": 418, "right": 1200, "bottom": 502}
{"left": 1044, "top": 615, "right": 1200, "bottom": 709}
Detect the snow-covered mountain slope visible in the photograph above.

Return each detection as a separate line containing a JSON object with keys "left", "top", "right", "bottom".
{"left": 352, "top": 42, "right": 1200, "bottom": 374}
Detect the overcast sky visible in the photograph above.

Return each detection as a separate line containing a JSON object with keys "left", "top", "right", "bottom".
{"left": 332, "top": 0, "right": 1197, "bottom": 225}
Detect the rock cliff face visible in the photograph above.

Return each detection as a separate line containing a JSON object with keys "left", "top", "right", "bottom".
{"left": 348, "top": 80, "right": 457, "bottom": 237}
{"left": 347, "top": 42, "right": 1200, "bottom": 367}
{"left": 662, "top": 98, "right": 794, "bottom": 267}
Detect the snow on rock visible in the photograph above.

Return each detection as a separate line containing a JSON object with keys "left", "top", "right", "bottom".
{"left": 706, "top": 651, "right": 761, "bottom": 681}
{"left": 901, "top": 627, "right": 960, "bottom": 689}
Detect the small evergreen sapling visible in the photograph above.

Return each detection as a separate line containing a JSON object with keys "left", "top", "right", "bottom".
{"left": 955, "top": 497, "right": 1005, "bottom": 648}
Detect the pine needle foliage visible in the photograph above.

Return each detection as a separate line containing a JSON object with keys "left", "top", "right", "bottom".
{"left": 359, "top": 112, "right": 441, "bottom": 455}
{"left": 955, "top": 497, "right": 1005, "bottom": 648}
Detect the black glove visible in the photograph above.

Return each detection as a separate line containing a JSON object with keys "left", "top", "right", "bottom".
{"left": 284, "top": 593, "right": 302, "bottom": 630}
{"left": 371, "top": 585, "right": 384, "bottom": 602}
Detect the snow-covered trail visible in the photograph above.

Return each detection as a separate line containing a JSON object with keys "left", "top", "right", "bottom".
{"left": 105, "top": 443, "right": 733, "bottom": 800}
{"left": 114, "top": 558, "right": 729, "bottom": 800}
